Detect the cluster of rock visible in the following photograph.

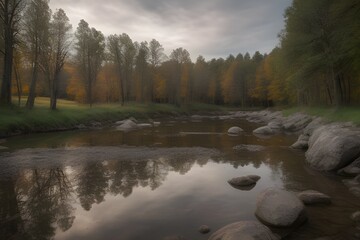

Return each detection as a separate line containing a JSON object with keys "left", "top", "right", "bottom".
{"left": 115, "top": 118, "right": 160, "bottom": 132}
{"left": 207, "top": 187, "right": 334, "bottom": 240}
{"left": 233, "top": 110, "right": 360, "bottom": 197}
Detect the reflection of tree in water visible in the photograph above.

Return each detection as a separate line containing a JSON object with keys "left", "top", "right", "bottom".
{"left": 0, "top": 168, "right": 75, "bottom": 240}
{"left": 76, "top": 162, "right": 109, "bottom": 211}
{"left": 108, "top": 159, "right": 170, "bottom": 197}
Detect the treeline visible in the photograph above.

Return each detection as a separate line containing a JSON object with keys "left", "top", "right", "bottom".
{"left": 1, "top": 0, "right": 359, "bottom": 110}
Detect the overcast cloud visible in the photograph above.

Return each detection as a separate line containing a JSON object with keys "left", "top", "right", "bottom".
{"left": 49, "top": 0, "right": 292, "bottom": 60}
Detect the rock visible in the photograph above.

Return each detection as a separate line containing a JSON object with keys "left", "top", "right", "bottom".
{"left": 255, "top": 188, "right": 307, "bottom": 228}
{"left": 343, "top": 175, "right": 360, "bottom": 188}
{"left": 199, "top": 225, "right": 211, "bottom": 234}
{"left": 76, "top": 124, "right": 87, "bottom": 129}
{"left": 115, "top": 120, "right": 125, "bottom": 125}
{"left": 219, "top": 115, "right": 232, "bottom": 120}
{"left": 129, "top": 117, "right": 138, "bottom": 123}
{"left": 153, "top": 122, "right": 161, "bottom": 127}
{"left": 0, "top": 146, "right": 8, "bottom": 150}
{"left": 209, "top": 221, "right": 280, "bottom": 240}
{"left": 90, "top": 121, "right": 102, "bottom": 128}
{"left": 268, "top": 120, "right": 283, "bottom": 130}
{"left": 291, "top": 134, "right": 310, "bottom": 150}
{"left": 338, "top": 157, "right": 360, "bottom": 177}
{"left": 253, "top": 126, "right": 275, "bottom": 135}
{"left": 233, "top": 144, "right": 266, "bottom": 152}
{"left": 228, "top": 126, "right": 244, "bottom": 135}
{"left": 228, "top": 175, "right": 261, "bottom": 186}
{"left": 297, "top": 190, "right": 331, "bottom": 205}
{"left": 116, "top": 119, "right": 138, "bottom": 132}
{"left": 349, "top": 186, "right": 360, "bottom": 198}
{"left": 137, "top": 123, "right": 152, "bottom": 128}
{"left": 282, "top": 113, "right": 313, "bottom": 132}
{"left": 306, "top": 126, "right": 360, "bottom": 171}
{"left": 351, "top": 211, "right": 360, "bottom": 223}
{"left": 303, "top": 117, "right": 325, "bottom": 136}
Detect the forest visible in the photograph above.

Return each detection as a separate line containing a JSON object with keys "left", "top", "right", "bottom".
{"left": 0, "top": 0, "right": 360, "bottom": 110}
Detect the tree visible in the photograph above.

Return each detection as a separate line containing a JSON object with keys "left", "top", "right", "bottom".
{"left": 75, "top": 19, "right": 105, "bottom": 107}
{"left": 119, "top": 33, "right": 136, "bottom": 101}
{"left": 281, "top": 0, "right": 360, "bottom": 107}
{"left": 148, "top": 39, "right": 164, "bottom": 101}
{"left": 44, "top": 8, "right": 72, "bottom": 110}
{"left": 193, "top": 55, "right": 210, "bottom": 102}
{"left": 169, "top": 47, "right": 191, "bottom": 105}
{"left": 107, "top": 34, "right": 124, "bottom": 104}
{"left": 0, "top": 0, "right": 25, "bottom": 105}
{"left": 149, "top": 39, "right": 164, "bottom": 67}
{"left": 134, "top": 41, "right": 149, "bottom": 102}
{"left": 23, "top": 0, "right": 51, "bottom": 109}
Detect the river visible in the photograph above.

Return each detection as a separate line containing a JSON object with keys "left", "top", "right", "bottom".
{"left": 0, "top": 117, "right": 359, "bottom": 240}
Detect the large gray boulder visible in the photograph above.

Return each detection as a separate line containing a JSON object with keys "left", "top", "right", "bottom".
{"left": 116, "top": 119, "right": 138, "bottom": 132}
{"left": 305, "top": 126, "right": 360, "bottom": 171}
{"left": 253, "top": 126, "right": 275, "bottom": 135}
{"left": 208, "top": 221, "right": 280, "bottom": 240}
{"left": 255, "top": 188, "right": 307, "bottom": 228}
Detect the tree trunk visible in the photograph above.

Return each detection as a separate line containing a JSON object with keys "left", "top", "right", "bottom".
{"left": 26, "top": 60, "right": 38, "bottom": 109}
{"left": 14, "top": 61, "right": 22, "bottom": 106}
{"left": 332, "top": 69, "right": 342, "bottom": 108}
{"left": 1, "top": 26, "right": 13, "bottom": 105}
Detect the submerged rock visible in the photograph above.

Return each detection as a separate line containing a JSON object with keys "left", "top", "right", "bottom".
{"left": 228, "top": 175, "right": 261, "bottom": 187}
{"left": 351, "top": 211, "right": 360, "bottom": 223}
{"left": 291, "top": 134, "right": 310, "bottom": 150}
{"left": 338, "top": 157, "right": 360, "bottom": 176}
{"left": 306, "top": 126, "right": 360, "bottom": 171}
{"left": 255, "top": 188, "right": 307, "bottom": 228}
{"left": 253, "top": 126, "right": 275, "bottom": 135}
{"left": 199, "top": 225, "right": 211, "bottom": 234}
{"left": 297, "top": 190, "right": 331, "bottom": 205}
{"left": 208, "top": 221, "right": 280, "bottom": 240}
{"left": 228, "top": 126, "right": 244, "bottom": 135}
{"left": 233, "top": 144, "right": 266, "bottom": 152}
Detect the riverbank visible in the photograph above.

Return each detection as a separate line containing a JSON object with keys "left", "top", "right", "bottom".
{"left": 282, "top": 106, "right": 360, "bottom": 126}
{"left": 0, "top": 98, "right": 235, "bottom": 138}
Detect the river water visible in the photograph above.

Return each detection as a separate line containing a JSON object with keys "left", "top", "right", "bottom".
{"left": 0, "top": 117, "right": 359, "bottom": 240}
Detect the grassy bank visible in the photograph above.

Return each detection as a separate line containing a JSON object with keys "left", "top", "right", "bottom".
{"left": 282, "top": 106, "right": 360, "bottom": 125}
{"left": 0, "top": 98, "right": 233, "bottom": 137}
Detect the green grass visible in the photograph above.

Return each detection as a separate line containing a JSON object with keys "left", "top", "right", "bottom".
{"left": 282, "top": 106, "right": 360, "bottom": 125}
{"left": 0, "top": 97, "right": 234, "bottom": 137}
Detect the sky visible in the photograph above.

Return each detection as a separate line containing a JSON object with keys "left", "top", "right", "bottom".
{"left": 48, "top": 0, "right": 292, "bottom": 61}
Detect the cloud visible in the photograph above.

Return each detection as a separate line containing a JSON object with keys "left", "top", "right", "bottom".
{"left": 49, "top": 0, "right": 292, "bottom": 60}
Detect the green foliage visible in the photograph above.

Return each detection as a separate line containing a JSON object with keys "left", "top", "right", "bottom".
{"left": 283, "top": 106, "right": 360, "bottom": 125}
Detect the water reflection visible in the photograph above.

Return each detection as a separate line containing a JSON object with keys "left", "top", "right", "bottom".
{"left": 0, "top": 168, "right": 75, "bottom": 240}
{"left": 0, "top": 118, "right": 359, "bottom": 240}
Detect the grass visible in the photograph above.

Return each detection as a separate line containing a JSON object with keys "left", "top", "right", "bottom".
{"left": 0, "top": 97, "right": 234, "bottom": 137}
{"left": 282, "top": 106, "right": 360, "bottom": 125}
